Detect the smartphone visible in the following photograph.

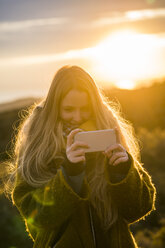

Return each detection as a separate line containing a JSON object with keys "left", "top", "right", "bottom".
{"left": 74, "top": 129, "right": 116, "bottom": 153}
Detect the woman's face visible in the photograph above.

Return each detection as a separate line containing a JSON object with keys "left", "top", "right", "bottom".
{"left": 60, "top": 89, "right": 92, "bottom": 126}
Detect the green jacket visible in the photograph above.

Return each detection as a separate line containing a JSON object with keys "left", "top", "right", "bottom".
{"left": 12, "top": 157, "right": 156, "bottom": 248}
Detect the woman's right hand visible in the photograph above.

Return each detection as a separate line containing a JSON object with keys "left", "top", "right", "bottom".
{"left": 66, "top": 128, "right": 89, "bottom": 163}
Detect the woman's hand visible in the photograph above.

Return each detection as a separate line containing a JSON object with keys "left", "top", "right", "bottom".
{"left": 66, "top": 128, "right": 89, "bottom": 163}
{"left": 103, "top": 128, "right": 129, "bottom": 166}
{"left": 103, "top": 144, "right": 129, "bottom": 166}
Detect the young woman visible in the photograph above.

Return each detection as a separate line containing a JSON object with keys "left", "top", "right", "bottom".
{"left": 7, "top": 65, "right": 155, "bottom": 248}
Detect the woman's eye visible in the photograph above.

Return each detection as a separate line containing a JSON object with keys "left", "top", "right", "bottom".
{"left": 64, "top": 108, "right": 72, "bottom": 112}
{"left": 63, "top": 107, "right": 90, "bottom": 113}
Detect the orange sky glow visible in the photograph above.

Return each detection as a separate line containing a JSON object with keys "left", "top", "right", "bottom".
{"left": 0, "top": 2, "right": 165, "bottom": 102}
{"left": 88, "top": 30, "right": 165, "bottom": 89}
{"left": 1, "top": 29, "right": 165, "bottom": 91}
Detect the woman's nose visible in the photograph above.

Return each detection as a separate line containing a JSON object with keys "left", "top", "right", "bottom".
{"left": 73, "top": 110, "right": 82, "bottom": 123}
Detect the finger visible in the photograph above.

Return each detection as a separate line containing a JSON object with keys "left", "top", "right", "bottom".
{"left": 110, "top": 152, "right": 126, "bottom": 163}
{"left": 71, "top": 156, "right": 86, "bottom": 163}
{"left": 105, "top": 143, "right": 125, "bottom": 155}
{"left": 67, "top": 128, "right": 82, "bottom": 147}
{"left": 112, "top": 156, "right": 129, "bottom": 166}
{"left": 114, "top": 127, "right": 121, "bottom": 144}
{"left": 69, "top": 141, "right": 89, "bottom": 151}
{"left": 109, "top": 152, "right": 128, "bottom": 165}
{"left": 73, "top": 149, "right": 85, "bottom": 157}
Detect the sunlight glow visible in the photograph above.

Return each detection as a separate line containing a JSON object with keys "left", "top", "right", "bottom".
{"left": 1, "top": 29, "right": 165, "bottom": 90}
{"left": 115, "top": 80, "right": 136, "bottom": 89}
{"left": 88, "top": 30, "right": 165, "bottom": 87}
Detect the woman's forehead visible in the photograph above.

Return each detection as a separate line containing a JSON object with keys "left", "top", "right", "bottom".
{"left": 61, "top": 89, "right": 90, "bottom": 106}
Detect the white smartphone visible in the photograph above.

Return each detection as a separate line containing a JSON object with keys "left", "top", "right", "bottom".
{"left": 74, "top": 129, "right": 116, "bottom": 153}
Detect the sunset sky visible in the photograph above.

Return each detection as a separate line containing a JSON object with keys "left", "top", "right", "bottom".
{"left": 0, "top": 0, "right": 165, "bottom": 103}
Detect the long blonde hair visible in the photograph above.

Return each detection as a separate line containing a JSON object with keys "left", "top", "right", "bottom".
{"left": 5, "top": 65, "right": 142, "bottom": 229}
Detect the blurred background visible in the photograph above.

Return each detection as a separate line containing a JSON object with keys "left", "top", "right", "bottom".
{"left": 0, "top": 0, "right": 165, "bottom": 247}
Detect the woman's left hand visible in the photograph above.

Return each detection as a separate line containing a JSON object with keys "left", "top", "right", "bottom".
{"left": 103, "top": 143, "right": 129, "bottom": 166}
{"left": 102, "top": 128, "right": 129, "bottom": 166}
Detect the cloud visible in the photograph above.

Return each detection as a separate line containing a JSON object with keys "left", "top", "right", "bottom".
{"left": 0, "top": 17, "right": 67, "bottom": 32}
{"left": 0, "top": 47, "right": 91, "bottom": 66}
{"left": 1, "top": 31, "right": 165, "bottom": 67}
{"left": 2, "top": 8, "right": 165, "bottom": 33}
{"left": 91, "top": 8, "right": 165, "bottom": 27}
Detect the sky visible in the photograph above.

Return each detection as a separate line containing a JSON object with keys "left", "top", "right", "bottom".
{"left": 0, "top": 0, "right": 165, "bottom": 103}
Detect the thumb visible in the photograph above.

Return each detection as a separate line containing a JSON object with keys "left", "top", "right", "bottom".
{"left": 114, "top": 127, "right": 121, "bottom": 143}
{"left": 67, "top": 128, "right": 82, "bottom": 147}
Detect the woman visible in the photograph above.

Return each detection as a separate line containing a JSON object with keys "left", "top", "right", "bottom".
{"left": 7, "top": 65, "right": 155, "bottom": 248}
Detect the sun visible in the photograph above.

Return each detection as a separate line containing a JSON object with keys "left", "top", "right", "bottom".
{"left": 115, "top": 80, "right": 135, "bottom": 89}
{"left": 88, "top": 29, "right": 160, "bottom": 89}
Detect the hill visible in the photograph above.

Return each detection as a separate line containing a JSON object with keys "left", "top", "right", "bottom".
{"left": 0, "top": 97, "right": 40, "bottom": 160}
{"left": 0, "top": 98, "right": 38, "bottom": 113}
{"left": 104, "top": 82, "right": 165, "bottom": 129}
{"left": 0, "top": 81, "right": 165, "bottom": 160}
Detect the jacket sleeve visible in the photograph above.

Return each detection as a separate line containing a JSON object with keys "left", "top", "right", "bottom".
{"left": 104, "top": 155, "right": 156, "bottom": 224}
{"left": 12, "top": 169, "right": 89, "bottom": 240}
